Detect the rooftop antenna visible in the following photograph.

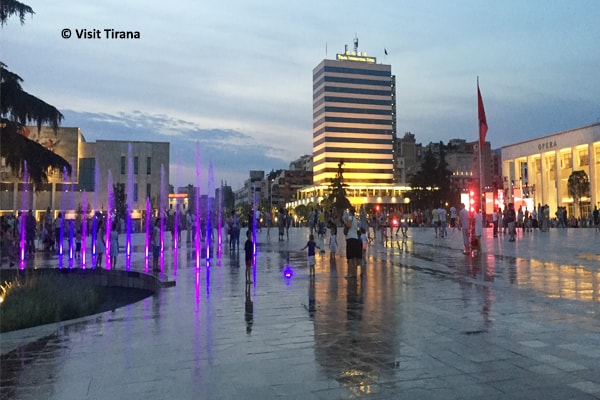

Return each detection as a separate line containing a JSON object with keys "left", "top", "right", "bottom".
{"left": 353, "top": 35, "right": 359, "bottom": 52}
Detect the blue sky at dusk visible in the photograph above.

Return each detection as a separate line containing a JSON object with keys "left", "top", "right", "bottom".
{"left": 3, "top": 0, "right": 599, "bottom": 188}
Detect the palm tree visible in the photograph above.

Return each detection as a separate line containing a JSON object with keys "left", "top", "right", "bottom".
{"left": 1, "top": 1, "right": 71, "bottom": 186}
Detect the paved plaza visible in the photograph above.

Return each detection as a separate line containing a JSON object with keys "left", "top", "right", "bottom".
{"left": 1, "top": 225, "right": 600, "bottom": 399}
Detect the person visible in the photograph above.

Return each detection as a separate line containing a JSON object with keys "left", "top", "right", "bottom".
{"left": 344, "top": 206, "right": 362, "bottom": 278}
{"left": 186, "top": 210, "right": 193, "bottom": 243}
{"left": 492, "top": 208, "right": 499, "bottom": 237}
{"left": 95, "top": 220, "right": 106, "bottom": 269}
{"left": 432, "top": 206, "right": 440, "bottom": 237}
{"left": 54, "top": 212, "right": 63, "bottom": 254}
{"left": 301, "top": 233, "right": 319, "bottom": 276}
{"left": 328, "top": 220, "right": 337, "bottom": 261}
{"left": 473, "top": 207, "right": 483, "bottom": 254}
{"left": 265, "top": 211, "right": 272, "bottom": 239}
{"left": 359, "top": 227, "right": 368, "bottom": 269}
{"left": 593, "top": 205, "right": 599, "bottom": 232}
{"left": 449, "top": 205, "right": 457, "bottom": 231}
{"left": 438, "top": 204, "right": 447, "bottom": 238}
{"left": 151, "top": 218, "right": 161, "bottom": 271}
{"left": 229, "top": 211, "right": 240, "bottom": 250}
{"left": 277, "top": 208, "right": 285, "bottom": 241}
{"left": 506, "top": 203, "right": 517, "bottom": 242}
{"left": 459, "top": 203, "right": 470, "bottom": 254}
{"left": 110, "top": 221, "right": 119, "bottom": 268}
{"left": 25, "top": 209, "right": 36, "bottom": 256}
{"left": 75, "top": 228, "right": 82, "bottom": 259}
{"left": 244, "top": 229, "right": 253, "bottom": 283}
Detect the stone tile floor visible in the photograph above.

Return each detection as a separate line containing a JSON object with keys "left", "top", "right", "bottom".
{"left": 1, "top": 226, "right": 599, "bottom": 399}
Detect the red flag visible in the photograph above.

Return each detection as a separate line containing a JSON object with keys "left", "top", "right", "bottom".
{"left": 478, "top": 85, "right": 488, "bottom": 149}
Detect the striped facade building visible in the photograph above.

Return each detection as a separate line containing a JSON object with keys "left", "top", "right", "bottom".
{"left": 312, "top": 53, "right": 395, "bottom": 186}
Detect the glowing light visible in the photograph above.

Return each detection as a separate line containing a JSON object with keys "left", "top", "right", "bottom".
{"left": 283, "top": 267, "right": 294, "bottom": 279}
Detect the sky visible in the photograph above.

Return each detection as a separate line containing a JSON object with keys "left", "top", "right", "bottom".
{"left": 3, "top": 0, "right": 599, "bottom": 189}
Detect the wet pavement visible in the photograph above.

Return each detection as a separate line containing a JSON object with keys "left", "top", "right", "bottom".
{"left": 1, "top": 226, "right": 599, "bottom": 399}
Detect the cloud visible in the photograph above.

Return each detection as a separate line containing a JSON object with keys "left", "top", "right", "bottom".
{"left": 62, "top": 110, "right": 292, "bottom": 189}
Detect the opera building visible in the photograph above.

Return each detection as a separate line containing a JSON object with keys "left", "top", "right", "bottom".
{"left": 501, "top": 122, "right": 600, "bottom": 217}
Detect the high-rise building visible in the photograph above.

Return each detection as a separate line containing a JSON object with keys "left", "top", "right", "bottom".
{"left": 312, "top": 47, "right": 395, "bottom": 186}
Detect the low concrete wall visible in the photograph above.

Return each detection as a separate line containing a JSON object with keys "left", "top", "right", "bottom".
{"left": 1, "top": 268, "right": 163, "bottom": 294}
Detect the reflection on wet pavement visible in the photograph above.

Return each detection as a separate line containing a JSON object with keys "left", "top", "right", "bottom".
{"left": 1, "top": 227, "right": 599, "bottom": 399}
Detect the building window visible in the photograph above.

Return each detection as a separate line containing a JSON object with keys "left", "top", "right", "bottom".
{"left": 120, "top": 156, "right": 126, "bottom": 175}
{"left": 146, "top": 183, "right": 151, "bottom": 200}
{"left": 134, "top": 183, "right": 138, "bottom": 202}
{"left": 146, "top": 157, "right": 151, "bottom": 175}
{"left": 134, "top": 156, "right": 139, "bottom": 175}
{"left": 579, "top": 149, "right": 589, "bottom": 166}
{"left": 78, "top": 158, "right": 95, "bottom": 192}
{"left": 562, "top": 152, "right": 572, "bottom": 169}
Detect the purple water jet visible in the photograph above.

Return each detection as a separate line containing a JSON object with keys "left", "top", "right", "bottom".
{"left": 126, "top": 143, "right": 134, "bottom": 270}
{"left": 194, "top": 143, "right": 201, "bottom": 269}
{"left": 106, "top": 170, "right": 114, "bottom": 269}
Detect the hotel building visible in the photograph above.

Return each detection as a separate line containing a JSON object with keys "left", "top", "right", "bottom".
{"left": 312, "top": 51, "right": 395, "bottom": 186}
{"left": 501, "top": 123, "right": 600, "bottom": 217}
{"left": 291, "top": 45, "right": 410, "bottom": 209}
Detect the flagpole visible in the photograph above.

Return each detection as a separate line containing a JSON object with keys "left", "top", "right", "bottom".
{"left": 478, "top": 77, "right": 484, "bottom": 214}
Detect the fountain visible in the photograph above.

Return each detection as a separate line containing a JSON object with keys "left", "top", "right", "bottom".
{"left": 145, "top": 196, "right": 151, "bottom": 273}
{"left": 106, "top": 170, "right": 114, "bottom": 269}
{"left": 126, "top": 143, "right": 133, "bottom": 270}
{"left": 206, "top": 161, "right": 214, "bottom": 263}
{"left": 92, "top": 161, "right": 101, "bottom": 259}
{"left": 81, "top": 192, "right": 88, "bottom": 268}
{"left": 194, "top": 143, "right": 201, "bottom": 269}
{"left": 19, "top": 161, "right": 28, "bottom": 268}
{"left": 159, "top": 164, "right": 166, "bottom": 271}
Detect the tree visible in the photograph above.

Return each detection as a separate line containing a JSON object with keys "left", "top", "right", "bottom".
{"left": 327, "top": 160, "right": 351, "bottom": 217}
{"left": 113, "top": 183, "right": 127, "bottom": 223}
{"left": 567, "top": 170, "right": 590, "bottom": 218}
{"left": 407, "top": 145, "right": 453, "bottom": 209}
{"left": 1, "top": 2, "right": 71, "bottom": 187}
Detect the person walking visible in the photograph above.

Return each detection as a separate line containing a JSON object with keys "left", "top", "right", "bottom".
{"left": 151, "top": 218, "right": 161, "bottom": 272}
{"left": 449, "top": 205, "right": 457, "bottom": 231}
{"left": 343, "top": 206, "right": 361, "bottom": 279}
{"left": 492, "top": 208, "right": 499, "bottom": 237}
{"left": 459, "top": 203, "right": 470, "bottom": 254}
{"left": 506, "top": 203, "right": 517, "bottom": 242}
{"left": 109, "top": 221, "right": 119, "bottom": 268}
{"left": 95, "top": 220, "right": 106, "bottom": 269}
{"left": 328, "top": 220, "right": 338, "bottom": 261}
{"left": 593, "top": 205, "right": 599, "bottom": 232}
{"left": 244, "top": 229, "right": 253, "bottom": 283}
{"left": 301, "top": 233, "right": 319, "bottom": 276}
{"left": 438, "top": 204, "right": 447, "bottom": 238}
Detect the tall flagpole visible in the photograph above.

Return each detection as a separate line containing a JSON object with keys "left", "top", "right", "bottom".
{"left": 478, "top": 77, "right": 484, "bottom": 214}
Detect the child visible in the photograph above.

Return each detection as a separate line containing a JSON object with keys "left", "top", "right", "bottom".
{"left": 244, "top": 229, "right": 253, "bottom": 283}
{"left": 328, "top": 221, "right": 337, "bottom": 261}
{"left": 359, "top": 228, "right": 368, "bottom": 269}
{"left": 301, "top": 234, "right": 319, "bottom": 276}
{"left": 75, "top": 228, "right": 82, "bottom": 259}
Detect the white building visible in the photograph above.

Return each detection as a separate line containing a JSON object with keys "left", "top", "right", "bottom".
{"left": 501, "top": 123, "right": 600, "bottom": 217}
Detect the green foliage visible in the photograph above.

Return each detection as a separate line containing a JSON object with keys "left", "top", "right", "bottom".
{"left": 1, "top": 3, "right": 72, "bottom": 186}
{"left": 407, "top": 145, "right": 453, "bottom": 209}
{"left": 327, "top": 160, "right": 351, "bottom": 214}
{"left": 0, "top": 273, "right": 100, "bottom": 332}
{"left": 113, "top": 183, "right": 127, "bottom": 222}
{"left": 567, "top": 170, "right": 590, "bottom": 217}
{"left": 294, "top": 204, "right": 309, "bottom": 222}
